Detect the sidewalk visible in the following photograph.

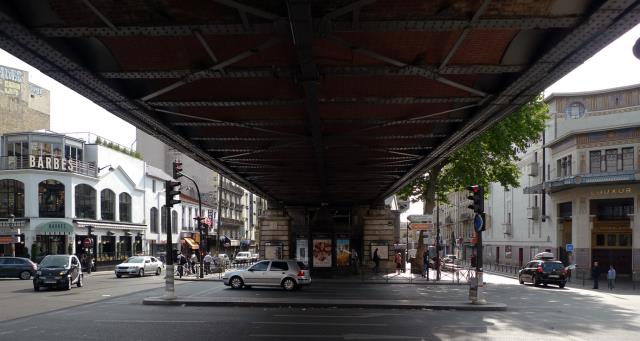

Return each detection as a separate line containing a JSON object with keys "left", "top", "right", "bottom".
{"left": 144, "top": 265, "right": 505, "bottom": 311}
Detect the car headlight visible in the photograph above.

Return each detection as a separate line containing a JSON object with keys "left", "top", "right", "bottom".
{"left": 59, "top": 271, "right": 66, "bottom": 276}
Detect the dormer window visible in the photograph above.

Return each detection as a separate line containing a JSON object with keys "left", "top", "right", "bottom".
{"left": 566, "top": 102, "right": 585, "bottom": 118}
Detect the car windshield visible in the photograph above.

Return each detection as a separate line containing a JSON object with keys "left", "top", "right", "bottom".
{"left": 125, "top": 257, "right": 145, "bottom": 263}
{"left": 39, "top": 256, "right": 69, "bottom": 268}
{"left": 543, "top": 262, "right": 564, "bottom": 271}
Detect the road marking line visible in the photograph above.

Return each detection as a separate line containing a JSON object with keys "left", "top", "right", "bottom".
{"left": 250, "top": 335, "right": 341, "bottom": 339}
{"left": 95, "top": 320, "right": 207, "bottom": 323}
{"left": 252, "top": 322, "right": 384, "bottom": 327}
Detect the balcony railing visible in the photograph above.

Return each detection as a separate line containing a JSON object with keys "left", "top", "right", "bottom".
{"left": 0, "top": 155, "right": 98, "bottom": 177}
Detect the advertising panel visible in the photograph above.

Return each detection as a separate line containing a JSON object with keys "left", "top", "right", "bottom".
{"left": 336, "top": 239, "right": 350, "bottom": 267}
{"left": 296, "top": 239, "right": 308, "bottom": 263}
{"left": 313, "top": 239, "right": 332, "bottom": 267}
{"left": 371, "top": 243, "right": 389, "bottom": 260}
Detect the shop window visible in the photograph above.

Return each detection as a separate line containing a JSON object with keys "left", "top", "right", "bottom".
{"left": 596, "top": 234, "right": 605, "bottom": 246}
{"left": 119, "top": 193, "right": 132, "bottom": 222}
{"left": 75, "top": 184, "right": 96, "bottom": 219}
{"left": 150, "top": 207, "right": 158, "bottom": 233}
{"left": 161, "top": 205, "right": 167, "bottom": 234}
{"left": 100, "top": 189, "right": 115, "bottom": 221}
{"left": 38, "top": 180, "right": 65, "bottom": 218}
{"left": 607, "top": 234, "right": 617, "bottom": 247}
{"left": 619, "top": 234, "right": 630, "bottom": 247}
{"left": 0, "top": 179, "right": 25, "bottom": 217}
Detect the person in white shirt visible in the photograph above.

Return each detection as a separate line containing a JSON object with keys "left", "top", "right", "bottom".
{"left": 203, "top": 253, "right": 213, "bottom": 274}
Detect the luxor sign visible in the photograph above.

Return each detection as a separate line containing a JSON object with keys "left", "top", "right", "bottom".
{"left": 29, "top": 155, "right": 77, "bottom": 172}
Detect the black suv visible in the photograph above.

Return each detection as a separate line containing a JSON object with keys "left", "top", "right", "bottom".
{"left": 33, "top": 255, "right": 84, "bottom": 291}
{"left": 518, "top": 259, "right": 567, "bottom": 288}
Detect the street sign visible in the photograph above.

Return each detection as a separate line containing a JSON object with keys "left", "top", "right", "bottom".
{"left": 407, "top": 214, "right": 432, "bottom": 223}
{"left": 566, "top": 244, "right": 574, "bottom": 252}
{"left": 409, "top": 222, "right": 433, "bottom": 231}
{"left": 474, "top": 214, "right": 484, "bottom": 232}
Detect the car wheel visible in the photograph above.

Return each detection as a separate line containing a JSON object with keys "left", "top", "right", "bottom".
{"left": 116, "top": 274, "right": 122, "bottom": 278}
{"left": 559, "top": 282, "right": 566, "bottom": 288}
{"left": 282, "top": 277, "right": 297, "bottom": 291}
{"left": 230, "top": 276, "right": 243, "bottom": 289}
{"left": 77, "top": 275, "right": 83, "bottom": 288}
{"left": 19, "top": 271, "right": 31, "bottom": 280}
{"left": 65, "top": 277, "right": 72, "bottom": 290}
{"left": 518, "top": 276, "right": 524, "bottom": 285}
{"left": 156, "top": 267, "right": 161, "bottom": 276}
{"left": 138, "top": 269, "right": 144, "bottom": 277}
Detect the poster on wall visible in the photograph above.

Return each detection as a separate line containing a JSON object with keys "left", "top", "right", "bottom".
{"left": 313, "top": 239, "right": 332, "bottom": 267}
{"left": 296, "top": 239, "right": 308, "bottom": 263}
{"left": 336, "top": 239, "right": 350, "bottom": 267}
{"left": 371, "top": 243, "right": 389, "bottom": 260}
{"left": 265, "top": 245, "right": 282, "bottom": 260}
{"left": 505, "top": 245, "right": 512, "bottom": 259}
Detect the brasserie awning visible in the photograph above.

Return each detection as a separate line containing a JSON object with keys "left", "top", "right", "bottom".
{"left": 37, "top": 221, "right": 74, "bottom": 235}
{"left": 183, "top": 237, "right": 199, "bottom": 250}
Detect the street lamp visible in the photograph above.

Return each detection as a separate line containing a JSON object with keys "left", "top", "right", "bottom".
{"left": 98, "top": 164, "right": 114, "bottom": 172}
{"left": 8, "top": 214, "right": 15, "bottom": 257}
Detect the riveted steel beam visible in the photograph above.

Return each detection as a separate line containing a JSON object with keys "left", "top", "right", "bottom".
{"left": 99, "top": 65, "right": 523, "bottom": 79}
{"left": 439, "top": 0, "right": 492, "bottom": 71}
{"left": 35, "top": 17, "right": 578, "bottom": 37}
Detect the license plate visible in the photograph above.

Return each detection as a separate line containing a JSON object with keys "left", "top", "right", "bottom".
{"left": 44, "top": 279, "right": 57, "bottom": 283}
{"left": 549, "top": 275, "right": 559, "bottom": 278}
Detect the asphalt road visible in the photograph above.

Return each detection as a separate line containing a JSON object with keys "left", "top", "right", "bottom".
{"left": 0, "top": 272, "right": 639, "bottom": 340}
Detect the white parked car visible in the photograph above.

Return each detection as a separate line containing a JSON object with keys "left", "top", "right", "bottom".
{"left": 115, "top": 256, "right": 163, "bottom": 278}
{"left": 233, "top": 252, "right": 252, "bottom": 264}
{"left": 223, "top": 259, "right": 311, "bottom": 291}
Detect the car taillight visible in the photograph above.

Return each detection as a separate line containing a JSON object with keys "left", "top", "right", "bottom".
{"left": 298, "top": 270, "right": 305, "bottom": 277}
{"left": 537, "top": 266, "right": 543, "bottom": 273}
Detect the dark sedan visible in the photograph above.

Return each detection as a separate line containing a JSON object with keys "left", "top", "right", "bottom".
{"left": 0, "top": 257, "right": 37, "bottom": 280}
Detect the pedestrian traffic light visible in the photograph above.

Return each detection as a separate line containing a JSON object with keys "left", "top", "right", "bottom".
{"left": 166, "top": 180, "right": 181, "bottom": 207}
{"left": 172, "top": 161, "right": 183, "bottom": 179}
{"left": 466, "top": 185, "right": 484, "bottom": 214}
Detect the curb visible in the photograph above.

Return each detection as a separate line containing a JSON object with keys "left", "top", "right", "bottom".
{"left": 142, "top": 296, "right": 507, "bottom": 311}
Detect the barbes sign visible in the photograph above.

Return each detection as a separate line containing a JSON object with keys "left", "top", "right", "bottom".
{"left": 29, "top": 155, "right": 76, "bottom": 172}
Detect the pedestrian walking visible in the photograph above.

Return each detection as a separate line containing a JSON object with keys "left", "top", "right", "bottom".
{"left": 423, "top": 252, "right": 430, "bottom": 280}
{"left": 203, "top": 252, "right": 213, "bottom": 275}
{"left": 372, "top": 248, "right": 380, "bottom": 274}
{"left": 190, "top": 253, "right": 197, "bottom": 273}
{"left": 351, "top": 249, "right": 359, "bottom": 275}
{"left": 591, "top": 261, "right": 600, "bottom": 289}
{"left": 607, "top": 265, "right": 616, "bottom": 290}
{"left": 176, "top": 252, "right": 186, "bottom": 278}
{"left": 395, "top": 252, "right": 402, "bottom": 274}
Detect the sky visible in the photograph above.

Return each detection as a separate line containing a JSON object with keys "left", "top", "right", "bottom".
{"left": 1, "top": 23, "right": 639, "bottom": 218}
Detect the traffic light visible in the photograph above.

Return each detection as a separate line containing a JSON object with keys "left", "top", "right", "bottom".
{"left": 166, "top": 180, "right": 181, "bottom": 207}
{"left": 466, "top": 185, "right": 484, "bottom": 214}
{"left": 172, "top": 161, "right": 183, "bottom": 179}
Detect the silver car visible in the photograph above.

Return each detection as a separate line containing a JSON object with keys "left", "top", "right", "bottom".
{"left": 115, "top": 256, "right": 163, "bottom": 277}
{"left": 223, "top": 259, "right": 311, "bottom": 291}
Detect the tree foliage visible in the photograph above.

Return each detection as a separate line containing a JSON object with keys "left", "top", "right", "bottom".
{"left": 397, "top": 95, "right": 549, "bottom": 208}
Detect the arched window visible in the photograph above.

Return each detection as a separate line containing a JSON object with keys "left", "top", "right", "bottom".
{"left": 39, "top": 180, "right": 65, "bottom": 218}
{"left": 100, "top": 189, "right": 116, "bottom": 220}
{"left": 161, "top": 205, "right": 167, "bottom": 234}
{"left": 75, "top": 184, "right": 96, "bottom": 219}
{"left": 150, "top": 207, "right": 158, "bottom": 233}
{"left": 0, "top": 179, "right": 25, "bottom": 217}
{"left": 172, "top": 210, "right": 178, "bottom": 234}
{"left": 119, "top": 193, "right": 132, "bottom": 222}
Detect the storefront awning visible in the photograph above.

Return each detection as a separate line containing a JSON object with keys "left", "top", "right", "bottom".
{"left": 183, "top": 237, "right": 199, "bottom": 250}
{"left": 37, "top": 221, "right": 74, "bottom": 235}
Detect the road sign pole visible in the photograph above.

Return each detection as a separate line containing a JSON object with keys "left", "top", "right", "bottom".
{"left": 470, "top": 213, "right": 487, "bottom": 304}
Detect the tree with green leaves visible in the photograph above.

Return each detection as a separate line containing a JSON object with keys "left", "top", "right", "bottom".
{"left": 398, "top": 94, "right": 549, "bottom": 209}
